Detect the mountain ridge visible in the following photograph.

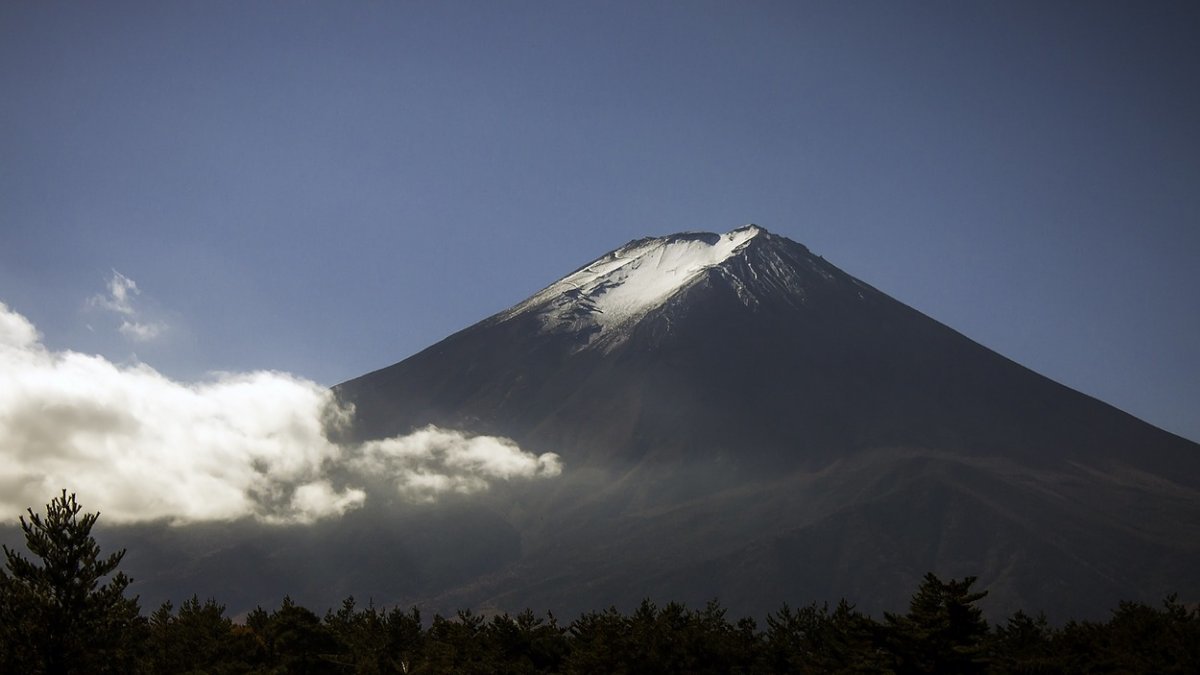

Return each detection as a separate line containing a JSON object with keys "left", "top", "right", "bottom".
{"left": 339, "top": 225, "right": 1196, "bottom": 478}
{"left": 331, "top": 225, "right": 1200, "bottom": 620}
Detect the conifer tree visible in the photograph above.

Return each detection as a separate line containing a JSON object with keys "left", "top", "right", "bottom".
{"left": 990, "top": 609, "right": 1060, "bottom": 673}
{"left": 0, "top": 490, "right": 144, "bottom": 674}
{"left": 885, "top": 572, "right": 989, "bottom": 674}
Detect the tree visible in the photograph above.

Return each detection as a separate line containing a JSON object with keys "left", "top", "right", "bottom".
{"left": 323, "top": 596, "right": 409, "bottom": 674}
{"left": 0, "top": 490, "right": 144, "bottom": 674}
{"left": 764, "top": 599, "right": 887, "bottom": 673}
{"left": 485, "top": 609, "right": 568, "bottom": 674}
{"left": 989, "top": 609, "right": 1060, "bottom": 673}
{"left": 885, "top": 572, "right": 989, "bottom": 674}
{"left": 145, "top": 595, "right": 259, "bottom": 674}
{"left": 418, "top": 609, "right": 490, "bottom": 674}
{"left": 1054, "top": 596, "right": 1200, "bottom": 674}
{"left": 255, "top": 596, "right": 339, "bottom": 674}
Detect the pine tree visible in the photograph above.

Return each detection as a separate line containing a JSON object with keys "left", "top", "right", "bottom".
{"left": 145, "top": 595, "right": 257, "bottom": 674}
{"left": 260, "top": 596, "right": 339, "bottom": 674}
{"left": 990, "top": 609, "right": 1060, "bottom": 673}
{"left": 885, "top": 572, "right": 989, "bottom": 674}
{"left": 0, "top": 490, "right": 144, "bottom": 674}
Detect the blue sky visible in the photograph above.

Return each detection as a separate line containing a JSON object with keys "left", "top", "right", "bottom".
{"left": 2, "top": 1, "right": 1198, "bottom": 443}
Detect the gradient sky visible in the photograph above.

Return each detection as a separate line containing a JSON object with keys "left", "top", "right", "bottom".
{"left": 2, "top": 1, "right": 1197, "bottom": 443}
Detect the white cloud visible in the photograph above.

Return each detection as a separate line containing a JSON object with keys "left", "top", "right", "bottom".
{"left": 0, "top": 301, "right": 562, "bottom": 525}
{"left": 90, "top": 270, "right": 140, "bottom": 316}
{"left": 359, "top": 428, "right": 563, "bottom": 502}
{"left": 285, "top": 481, "right": 367, "bottom": 525}
{"left": 89, "top": 270, "right": 167, "bottom": 342}
{"left": 0, "top": 307, "right": 39, "bottom": 349}
{"left": 118, "top": 320, "right": 165, "bottom": 342}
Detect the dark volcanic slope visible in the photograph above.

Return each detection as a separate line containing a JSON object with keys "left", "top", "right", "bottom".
{"left": 339, "top": 226, "right": 1196, "bottom": 479}
{"left": 336, "top": 225, "right": 1200, "bottom": 620}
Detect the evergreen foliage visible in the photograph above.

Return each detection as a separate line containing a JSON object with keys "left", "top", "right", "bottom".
{"left": 144, "top": 596, "right": 259, "bottom": 674}
{"left": 763, "top": 599, "right": 886, "bottom": 673}
{"left": 885, "top": 572, "right": 990, "bottom": 673}
{"left": 3, "top": 493, "right": 1200, "bottom": 673}
{"left": 990, "top": 610, "right": 1057, "bottom": 673}
{"left": 0, "top": 490, "right": 144, "bottom": 674}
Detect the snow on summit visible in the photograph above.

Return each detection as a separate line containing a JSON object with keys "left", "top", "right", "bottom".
{"left": 501, "top": 225, "right": 764, "bottom": 343}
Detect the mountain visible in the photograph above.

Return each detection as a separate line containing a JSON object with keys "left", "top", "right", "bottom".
{"left": 333, "top": 225, "right": 1200, "bottom": 621}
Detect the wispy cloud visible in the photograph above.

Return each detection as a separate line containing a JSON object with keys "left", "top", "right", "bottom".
{"left": 88, "top": 270, "right": 167, "bottom": 342}
{"left": 90, "top": 270, "right": 139, "bottom": 315}
{"left": 118, "top": 320, "right": 165, "bottom": 342}
{"left": 0, "top": 302, "right": 562, "bottom": 525}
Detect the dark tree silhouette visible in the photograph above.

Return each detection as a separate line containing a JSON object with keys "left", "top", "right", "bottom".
{"left": 145, "top": 595, "right": 260, "bottom": 673}
{"left": 0, "top": 490, "right": 144, "bottom": 674}
{"left": 763, "top": 599, "right": 887, "bottom": 673}
{"left": 885, "top": 572, "right": 989, "bottom": 674}
{"left": 989, "top": 609, "right": 1059, "bottom": 673}
{"left": 260, "top": 596, "right": 339, "bottom": 674}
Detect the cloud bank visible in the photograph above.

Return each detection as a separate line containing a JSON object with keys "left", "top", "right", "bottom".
{"left": 0, "top": 302, "right": 561, "bottom": 525}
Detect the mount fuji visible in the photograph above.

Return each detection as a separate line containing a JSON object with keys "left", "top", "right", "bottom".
{"left": 334, "top": 225, "right": 1200, "bottom": 620}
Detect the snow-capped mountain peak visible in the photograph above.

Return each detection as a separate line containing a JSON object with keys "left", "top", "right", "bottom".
{"left": 500, "top": 225, "right": 766, "bottom": 342}
{"left": 336, "top": 223, "right": 1200, "bottom": 624}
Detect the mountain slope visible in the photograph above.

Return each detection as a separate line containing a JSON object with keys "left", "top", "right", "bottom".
{"left": 341, "top": 225, "right": 1196, "bottom": 477}
{"left": 335, "top": 225, "right": 1200, "bottom": 619}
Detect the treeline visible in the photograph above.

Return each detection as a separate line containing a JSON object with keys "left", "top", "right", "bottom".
{"left": 3, "top": 493, "right": 1199, "bottom": 674}
{"left": 129, "top": 583, "right": 1200, "bottom": 674}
